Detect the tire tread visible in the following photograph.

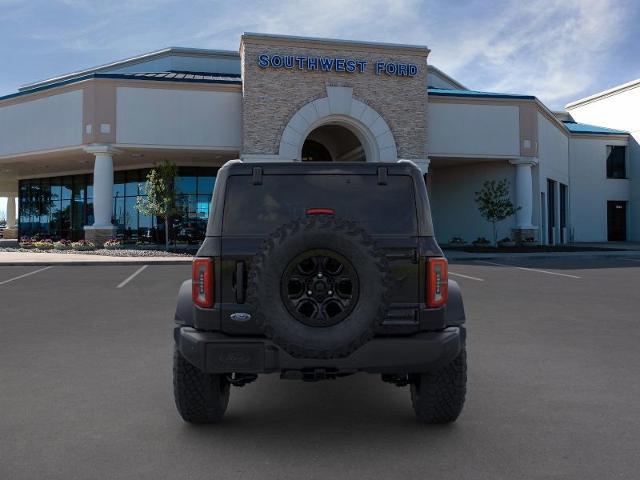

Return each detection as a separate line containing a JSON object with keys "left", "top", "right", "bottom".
{"left": 173, "top": 346, "right": 230, "bottom": 424}
{"left": 411, "top": 347, "right": 467, "bottom": 424}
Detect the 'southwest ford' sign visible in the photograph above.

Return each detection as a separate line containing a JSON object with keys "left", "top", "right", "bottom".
{"left": 257, "top": 53, "right": 418, "bottom": 77}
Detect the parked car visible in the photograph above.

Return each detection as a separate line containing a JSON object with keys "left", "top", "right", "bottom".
{"left": 173, "top": 160, "right": 467, "bottom": 423}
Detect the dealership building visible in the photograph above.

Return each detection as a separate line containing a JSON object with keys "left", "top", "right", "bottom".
{"left": 0, "top": 33, "right": 637, "bottom": 245}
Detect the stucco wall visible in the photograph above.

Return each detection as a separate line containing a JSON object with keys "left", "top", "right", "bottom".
{"left": 240, "top": 36, "right": 428, "bottom": 159}
{"left": 427, "top": 102, "right": 520, "bottom": 157}
{"left": 568, "top": 86, "right": 639, "bottom": 241}
{"left": 430, "top": 161, "right": 517, "bottom": 244}
{"left": 116, "top": 87, "right": 242, "bottom": 148}
{"left": 535, "top": 113, "right": 570, "bottom": 243}
{"left": 568, "top": 136, "right": 630, "bottom": 242}
{"left": 0, "top": 90, "right": 83, "bottom": 156}
{"left": 537, "top": 113, "right": 569, "bottom": 184}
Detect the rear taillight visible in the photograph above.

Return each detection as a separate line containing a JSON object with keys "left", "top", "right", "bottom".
{"left": 192, "top": 258, "right": 214, "bottom": 308}
{"left": 426, "top": 257, "right": 448, "bottom": 308}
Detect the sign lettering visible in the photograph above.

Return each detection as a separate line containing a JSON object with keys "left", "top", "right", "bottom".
{"left": 257, "top": 54, "right": 418, "bottom": 77}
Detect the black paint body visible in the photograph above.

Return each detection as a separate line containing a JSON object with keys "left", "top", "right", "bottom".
{"left": 175, "top": 161, "right": 466, "bottom": 374}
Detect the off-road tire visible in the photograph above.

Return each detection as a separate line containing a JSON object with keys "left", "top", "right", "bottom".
{"left": 247, "top": 215, "right": 391, "bottom": 359}
{"left": 410, "top": 347, "right": 467, "bottom": 423}
{"left": 173, "top": 345, "right": 230, "bottom": 424}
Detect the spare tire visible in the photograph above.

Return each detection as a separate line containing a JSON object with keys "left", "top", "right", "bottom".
{"left": 247, "top": 215, "right": 391, "bottom": 359}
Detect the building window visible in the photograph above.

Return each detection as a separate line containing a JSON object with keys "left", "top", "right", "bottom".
{"left": 606, "top": 146, "right": 626, "bottom": 179}
{"left": 560, "top": 183, "right": 568, "bottom": 243}
{"left": 18, "top": 167, "right": 218, "bottom": 245}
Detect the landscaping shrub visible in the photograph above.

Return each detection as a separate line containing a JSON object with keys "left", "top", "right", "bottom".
{"left": 472, "top": 237, "right": 491, "bottom": 246}
{"left": 33, "top": 239, "right": 54, "bottom": 250}
{"left": 70, "top": 240, "right": 96, "bottom": 251}
{"left": 103, "top": 238, "right": 122, "bottom": 250}
{"left": 53, "top": 239, "right": 72, "bottom": 250}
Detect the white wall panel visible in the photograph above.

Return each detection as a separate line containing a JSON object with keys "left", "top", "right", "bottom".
{"left": 428, "top": 103, "right": 520, "bottom": 157}
{"left": 116, "top": 87, "right": 242, "bottom": 148}
{"left": 0, "top": 90, "right": 83, "bottom": 156}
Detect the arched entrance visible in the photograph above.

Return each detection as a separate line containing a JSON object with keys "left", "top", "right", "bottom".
{"left": 277, "top": 86, "right": 398, "bottom": 163}
{"left": 301, "top": 124, "right": 366, "bottom": 162}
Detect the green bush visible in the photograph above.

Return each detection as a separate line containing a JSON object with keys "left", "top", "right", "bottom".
{"left": 103, "top": 238, "right": 122, "bottom": 250}
{"left": 472, "top": 237, "right": 491, "bottom": 246}
{"left": 54, "top": 240, "right": 72, "bottom": 250}
{"left": 71, "top": 240, "right": 96, "bottom": 251}
{"left": 33, "top": 240, "right": 54, "bottom": 250}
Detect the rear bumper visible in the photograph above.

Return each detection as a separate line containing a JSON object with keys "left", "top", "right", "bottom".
{"left": 175, "top": 326, "right": 465, "bottom": 375}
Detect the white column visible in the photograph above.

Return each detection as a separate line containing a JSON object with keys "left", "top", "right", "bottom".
{"left": 509, "top": 158, "right": 538, "bottom": 229}
{"left": 84, "top": 145, "right": 118, "bottom": 231}
{"left": 6, "top": 195, "right": 16, "bottom": 229}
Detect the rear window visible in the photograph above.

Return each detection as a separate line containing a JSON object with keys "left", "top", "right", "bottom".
{"left": 222, "top": 174, "right": 417, "bottom": 235}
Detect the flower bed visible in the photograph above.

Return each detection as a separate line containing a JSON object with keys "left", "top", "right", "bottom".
{"left": 70, "top": 240, "right": 96, "bottom": 251}
{"left": 19, "top": 237, "right": 35, "bottom": 249}
{"left": 54, "top": 239, "right": 72, "bottom": 250}
{"left": 103, "top": 238, "right": 122, "bottom": 250}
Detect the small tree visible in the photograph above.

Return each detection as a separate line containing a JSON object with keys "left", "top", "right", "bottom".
{"left": 136, "top": 161, "right": 178, "bottom": 251}
{"left": 474, "top": 179, "right": 520, "bottom": 246}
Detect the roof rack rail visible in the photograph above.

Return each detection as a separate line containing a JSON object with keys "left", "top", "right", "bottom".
{"left": 397, "top": 159, "right": 418, "bottom": 168}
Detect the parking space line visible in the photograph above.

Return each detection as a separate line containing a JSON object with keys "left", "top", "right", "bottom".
{"left": 0, "top": 266, "right": 52, "bottom": 286}
{"left": 449, "top": 271, "right": 484, "bottom": 282}
{"left": 116, "top": 265, "right": 148, "bottom": 289}
{"left": 624, "top": 258, "right": 640, "bottom": 263}
{"left": 475, "top": 260, "right": 581, "bottom": 279}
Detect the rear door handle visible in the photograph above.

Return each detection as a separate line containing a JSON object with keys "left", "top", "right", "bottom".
{"left": 235, "top": 261, "right": 245, "bottom": 304}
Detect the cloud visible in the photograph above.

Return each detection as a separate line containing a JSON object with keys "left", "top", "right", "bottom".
{"left": 2, "top": 0, "right": 636, "bottom": 108}
{"left": 424, "top": 0, "right": 632, "bottom": 107}
{"left": 186, "top": 0, "right": 634, "bottom": 107}
{"left": 189, "top": 0, "right": 427, "bottom": 48}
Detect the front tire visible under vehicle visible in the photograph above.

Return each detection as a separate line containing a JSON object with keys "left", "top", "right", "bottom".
{"left": 410, "top": 346, "right": 467, "bottom": 424}
{"left": 173, "top": 345, "right": 230, "bottom": 424}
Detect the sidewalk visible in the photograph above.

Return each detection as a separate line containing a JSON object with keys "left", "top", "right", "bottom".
{"left": 444, "top": 248, "right": 640, "bottom": 261}
{"left": 0, "top": 251, "right": 192, "bottom": 266}
{"left": 3, "top": 247, "right": 640, "bottom": 265}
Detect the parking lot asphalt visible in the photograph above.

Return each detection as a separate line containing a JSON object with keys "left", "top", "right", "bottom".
{"left": 1, "top": 257, "right": 639, "bottom": 480}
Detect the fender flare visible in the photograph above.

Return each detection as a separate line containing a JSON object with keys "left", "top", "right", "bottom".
{"left": 445, "top": 279, "right": 466, "bottom": 326}
{"left": 174, "top": 280, "right": 193, "bottom": 326}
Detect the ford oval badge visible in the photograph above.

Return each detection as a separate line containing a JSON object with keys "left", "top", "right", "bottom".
{"left": 230, "top": 312, "right": 252, "bottom": 322}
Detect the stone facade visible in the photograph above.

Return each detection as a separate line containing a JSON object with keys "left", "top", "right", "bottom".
{"left": 240, "top": 34, "right": 429, "bottom": 160}
{"left": 84, "top": 226, "right": 116, "bottom": 247}
{"left": 2, "top": 227, "right": 18, "bottom": 239}
{"left": 511, "top": 227, "right": 538, "bottom": 243}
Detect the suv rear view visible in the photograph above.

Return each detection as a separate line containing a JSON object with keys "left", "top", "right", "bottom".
{"left": 173, "top": 161, "right": 467, "bottom": 423}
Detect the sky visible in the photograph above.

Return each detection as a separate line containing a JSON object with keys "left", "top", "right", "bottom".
{"left": 1, "top": 0, "right": 639, "bottom": 107}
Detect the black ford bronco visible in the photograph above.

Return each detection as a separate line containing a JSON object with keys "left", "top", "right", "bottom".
{"left": 173, "top": 160, "right": 467, "bottom": 424}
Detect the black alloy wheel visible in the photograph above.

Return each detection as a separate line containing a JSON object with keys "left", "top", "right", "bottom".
{"left": 281, "top": 249, "right": 359, "bottom": 327}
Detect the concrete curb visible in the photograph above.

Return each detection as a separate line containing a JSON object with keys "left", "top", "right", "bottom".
{"left": 444, "top": 250, "right": 640, "bottom": 261}
{"left": 0, "top": 259, "right": 193, "bottom": 266}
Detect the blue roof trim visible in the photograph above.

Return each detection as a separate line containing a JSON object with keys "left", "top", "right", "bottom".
{"left": 0, "top": 72, "right": 242, "bottom": 102}
{"left": 428, "top": 87, "right": 536, "bottom": 100}
{"left": 562, "top": 121, "right": 628, "bottom": 135}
